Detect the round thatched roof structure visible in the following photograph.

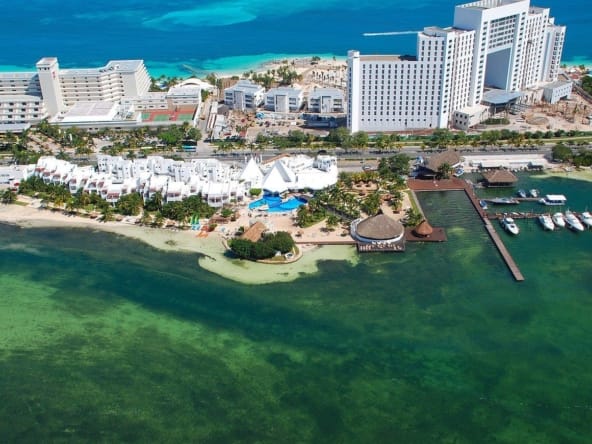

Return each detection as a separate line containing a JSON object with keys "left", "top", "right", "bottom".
{"left": 356, "top": 213, "right": 404, "bottom": 241}
{"left": 414, "top": 220, "right": 433, "bottom": 237}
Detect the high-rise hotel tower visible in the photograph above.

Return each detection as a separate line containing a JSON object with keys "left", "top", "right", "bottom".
{"left": 347, "top": 0, "right": 566, "bottom": 133}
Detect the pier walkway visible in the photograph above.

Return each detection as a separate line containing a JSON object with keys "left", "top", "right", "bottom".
{"left": 408, "top": 178, "right": 525, "bottom": 281}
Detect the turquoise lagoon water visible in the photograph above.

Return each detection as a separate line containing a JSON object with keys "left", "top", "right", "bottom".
{"left": 1, "top": 173, "right": 591, "bottom": 442}
{"left": 2, "top": 0, "right": 591, "bottom": 77}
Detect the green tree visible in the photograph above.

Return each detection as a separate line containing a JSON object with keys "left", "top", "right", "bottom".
{"left": 229, "top": 238, "right": 254, "bottom": 259}
{"left": 437, "top": 162, "right": 453, "bottom": 179}
{"left": 325, "top": 214, "right": 340, "bottom": 231}
{"left": 1, "top": 189, "right": 17, "bottom": 204}
{"left": 101, "top": 205, "right": 114, "bottom": 222}
{"left": 361, "top": 191, "right": 381, "bottom": 216}
{"left": 403, "top": 208, "right": 423, "bottom": 227}
{"left": 116, "top": 193, "right": 144, "bottom": 216}
{"left": 144, "top": 192, "right": 163, "bottom": 212}
{"left": 551, "top": 143, "right": 572, "bottom": 162}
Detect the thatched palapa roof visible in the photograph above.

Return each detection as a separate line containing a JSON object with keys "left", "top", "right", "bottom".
{"left": 425, "top": 150, "right": 462, "bottom": 173}
{"left": 413, "top": 220, "right": 433, "bottom": 237}
{"left": 356, "top": 213, "right": 404, "bottom": 241}
{"left": 481, "top": 169, "right": 518, "bottom": 184}
{"left": 241, "top": 221, "right": 267, "bottom": 242}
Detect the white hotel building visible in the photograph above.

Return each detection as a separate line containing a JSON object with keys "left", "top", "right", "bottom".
{"left": 0, "top": 57, "right": 151, "bottom": 130}
{"left": 347, "top": 0, "right": 566, "bottom": 133}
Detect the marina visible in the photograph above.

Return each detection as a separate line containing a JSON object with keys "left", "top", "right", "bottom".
{"left": 409, "top": 175, "right": 592, "bottom": 282}
{"left": 408, "top": 178, "right": 526, "bottom": 281}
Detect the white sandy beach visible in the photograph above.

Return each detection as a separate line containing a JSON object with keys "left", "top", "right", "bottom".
{"left": 0, "top": 201, "right": 358, "bottom": 285}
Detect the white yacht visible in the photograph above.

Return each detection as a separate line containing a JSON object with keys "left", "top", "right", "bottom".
{"left": 565, "top": 211, "right": 585, "bottom": 232}
{"left": 537, "top": 214, "right": 554, "bottom": 231}
{"left": 580, "top": 211, "right": 592, "bottom": 229}
{"left": 552, "top": 212, "right": 566, "bottom": 228}
{"left": 500, "top": 215, "right": 519, "bottom": 235}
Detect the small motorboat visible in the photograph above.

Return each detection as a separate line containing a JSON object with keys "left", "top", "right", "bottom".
{"left": 479, "top": 200, "right": 488, "bottom": 210}
{"left": 537, "top": 214, "right": 554, "bottom": 231}
{"left": 580, "top": 211, "right": 592, "bottom": 229}
{"left": 565, "top": 210, "right": 585, "bottom": 232}
{"left": 488, "top": 197, "right": 520, "bottom": 205}
{"left": 552, "top": 212, "right": 566, "bottom": 228}
{"left": 517, "top": 189, "right": 527, "bottom": 198}
{"left": 529, "top": 189, "right": 539, "bottom": 198}
{"left": 500, "top": 215, "right": 519, "bottom": 235}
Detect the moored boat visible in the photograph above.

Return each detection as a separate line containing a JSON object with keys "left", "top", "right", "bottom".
{"left": 529, "top": 189, "right": 539, "bottom": 198}
{"left": 500, "top": 215, "right": 520, "bottom": 235}
{"left": 537, "top": 214, "right": 554, "bottom": 231}
{"left": 539, "top": 194, "right": 567, "bottom": 206}
{"left": 517, "top": 189, "right": 527, "bottom": 198}
{"left": 565, "top": 210, "right": 585, "bottom": 232}
{"left": 479, "top": 200, "right": 488, "bottom": 210}
{"left": 488, "top": 197, "right": 519, "bottom": 205}
{"left": 552, "top": 212, "right": 565, "bottom": 228}
{"left": 580, "top": 211, "right": 592, "bottom": 229}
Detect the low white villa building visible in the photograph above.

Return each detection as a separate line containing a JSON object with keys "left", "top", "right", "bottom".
{"left": 264, "top": 87, "right": 304, "bottom": 113}
{"left": 308, "top": 88, "right": 345, "bottom": 113}
{"left": 30, "top": 153, "right": 338, "bottom": 208}
{"left": 224, "top": 80, "right": 265, "bottom": 111}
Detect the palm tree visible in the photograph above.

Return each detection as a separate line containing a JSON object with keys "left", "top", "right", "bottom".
{"left": 101, "top": 206, "right": 114, "bottom": 222}
{"left": 1, "top": 189, "right": 17, "bottom": 204}
{"left": 437, "top": 163, "right": 453, "bottom": 179}
{"left": 325, "top": 214, "right": 340, "bottom": 231}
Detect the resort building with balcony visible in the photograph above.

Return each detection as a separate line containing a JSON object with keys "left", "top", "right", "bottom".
{"left": 224, "top": 80, "right": 265, "bottom": 111}
{"left": 347, "top": 0, "right": 566, "bottom": 133}
{"left": 307, "top": 88, "right": 345, "bottom": 113}
{"left": 264, "top": 87, "right": 304, "bottom": 113}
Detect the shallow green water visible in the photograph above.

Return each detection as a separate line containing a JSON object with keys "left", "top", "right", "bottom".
{"left": 1, "top": 174, "right": 591, "bottom": 443}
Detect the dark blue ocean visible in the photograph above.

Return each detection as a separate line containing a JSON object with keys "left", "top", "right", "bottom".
{"left": 2, "top": 0, "right": 590, "bottom": 77}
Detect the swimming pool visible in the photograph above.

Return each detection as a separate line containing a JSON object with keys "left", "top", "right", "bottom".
{"left": 248, "top": 196, "right": 307, "bottom": 212}
{"left": 267, "top": 197, "right": 307, "bottom": 213}
{"left": 248, "top": 196, "right": 282, "bottom": 210}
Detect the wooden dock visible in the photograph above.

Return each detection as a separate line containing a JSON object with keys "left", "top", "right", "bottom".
{"left": 409, "top": 178, "right": 525, "bottom": 281}
{"left": 483, "top": 219, "right": 525, "bottom": 281}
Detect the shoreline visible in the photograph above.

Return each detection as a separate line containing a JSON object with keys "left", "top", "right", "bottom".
{"left": 0, "top": 53, "right": 348, "bottom": 80}
{"left": 0, "top": 203, "right": 358, "bottom": 285}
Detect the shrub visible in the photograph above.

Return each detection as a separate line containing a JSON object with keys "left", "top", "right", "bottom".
{"left": 249, "top": 188, "right": 262, "bottom": 197}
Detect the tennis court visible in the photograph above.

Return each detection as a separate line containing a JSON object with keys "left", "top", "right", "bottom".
{"left": 141, "top": 107, "right": 196, "bottom": 123}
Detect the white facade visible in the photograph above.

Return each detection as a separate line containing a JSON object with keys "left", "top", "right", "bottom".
{"left": 348, "top": 26, "right": 475, "bottom": 133}
{"left": 308, "top": 88, "right": 345, "bottom": 113}
{"left": 32, "top": 154, "right": 338, "bottom": 208}
{"left": 121, "top": 86, "right": 201, "bottom": 111}
{"left": 453, "top": 0, "right": 564, "bottom": 99}
{"left": 348, "top": 0, "right": 565, "bottom": 133}
{"left": 57, "top": 59, "right": 150, "bottom": 107}
{"left": 224, "top": 80, "right": 265, "bottom": 111}
{"left": 260, "top": 155, "right": 338, "bottom": 193}
{"left": 542, "top": 81, "right": 572, "bottom": 104}
{"left": 0, "top": 95, "right": 47, "bottom": 126}
{"left": 0, "top": 58, "right": 151, "bottom": 127}
{"left": 36, "top": 57, "right": 66, "bottom": 115}
{"left": 264, "top": 87, "right": 303, "bottom": 113}
{"left": 452, "top": 105, "right": 490, "bottom": 130}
